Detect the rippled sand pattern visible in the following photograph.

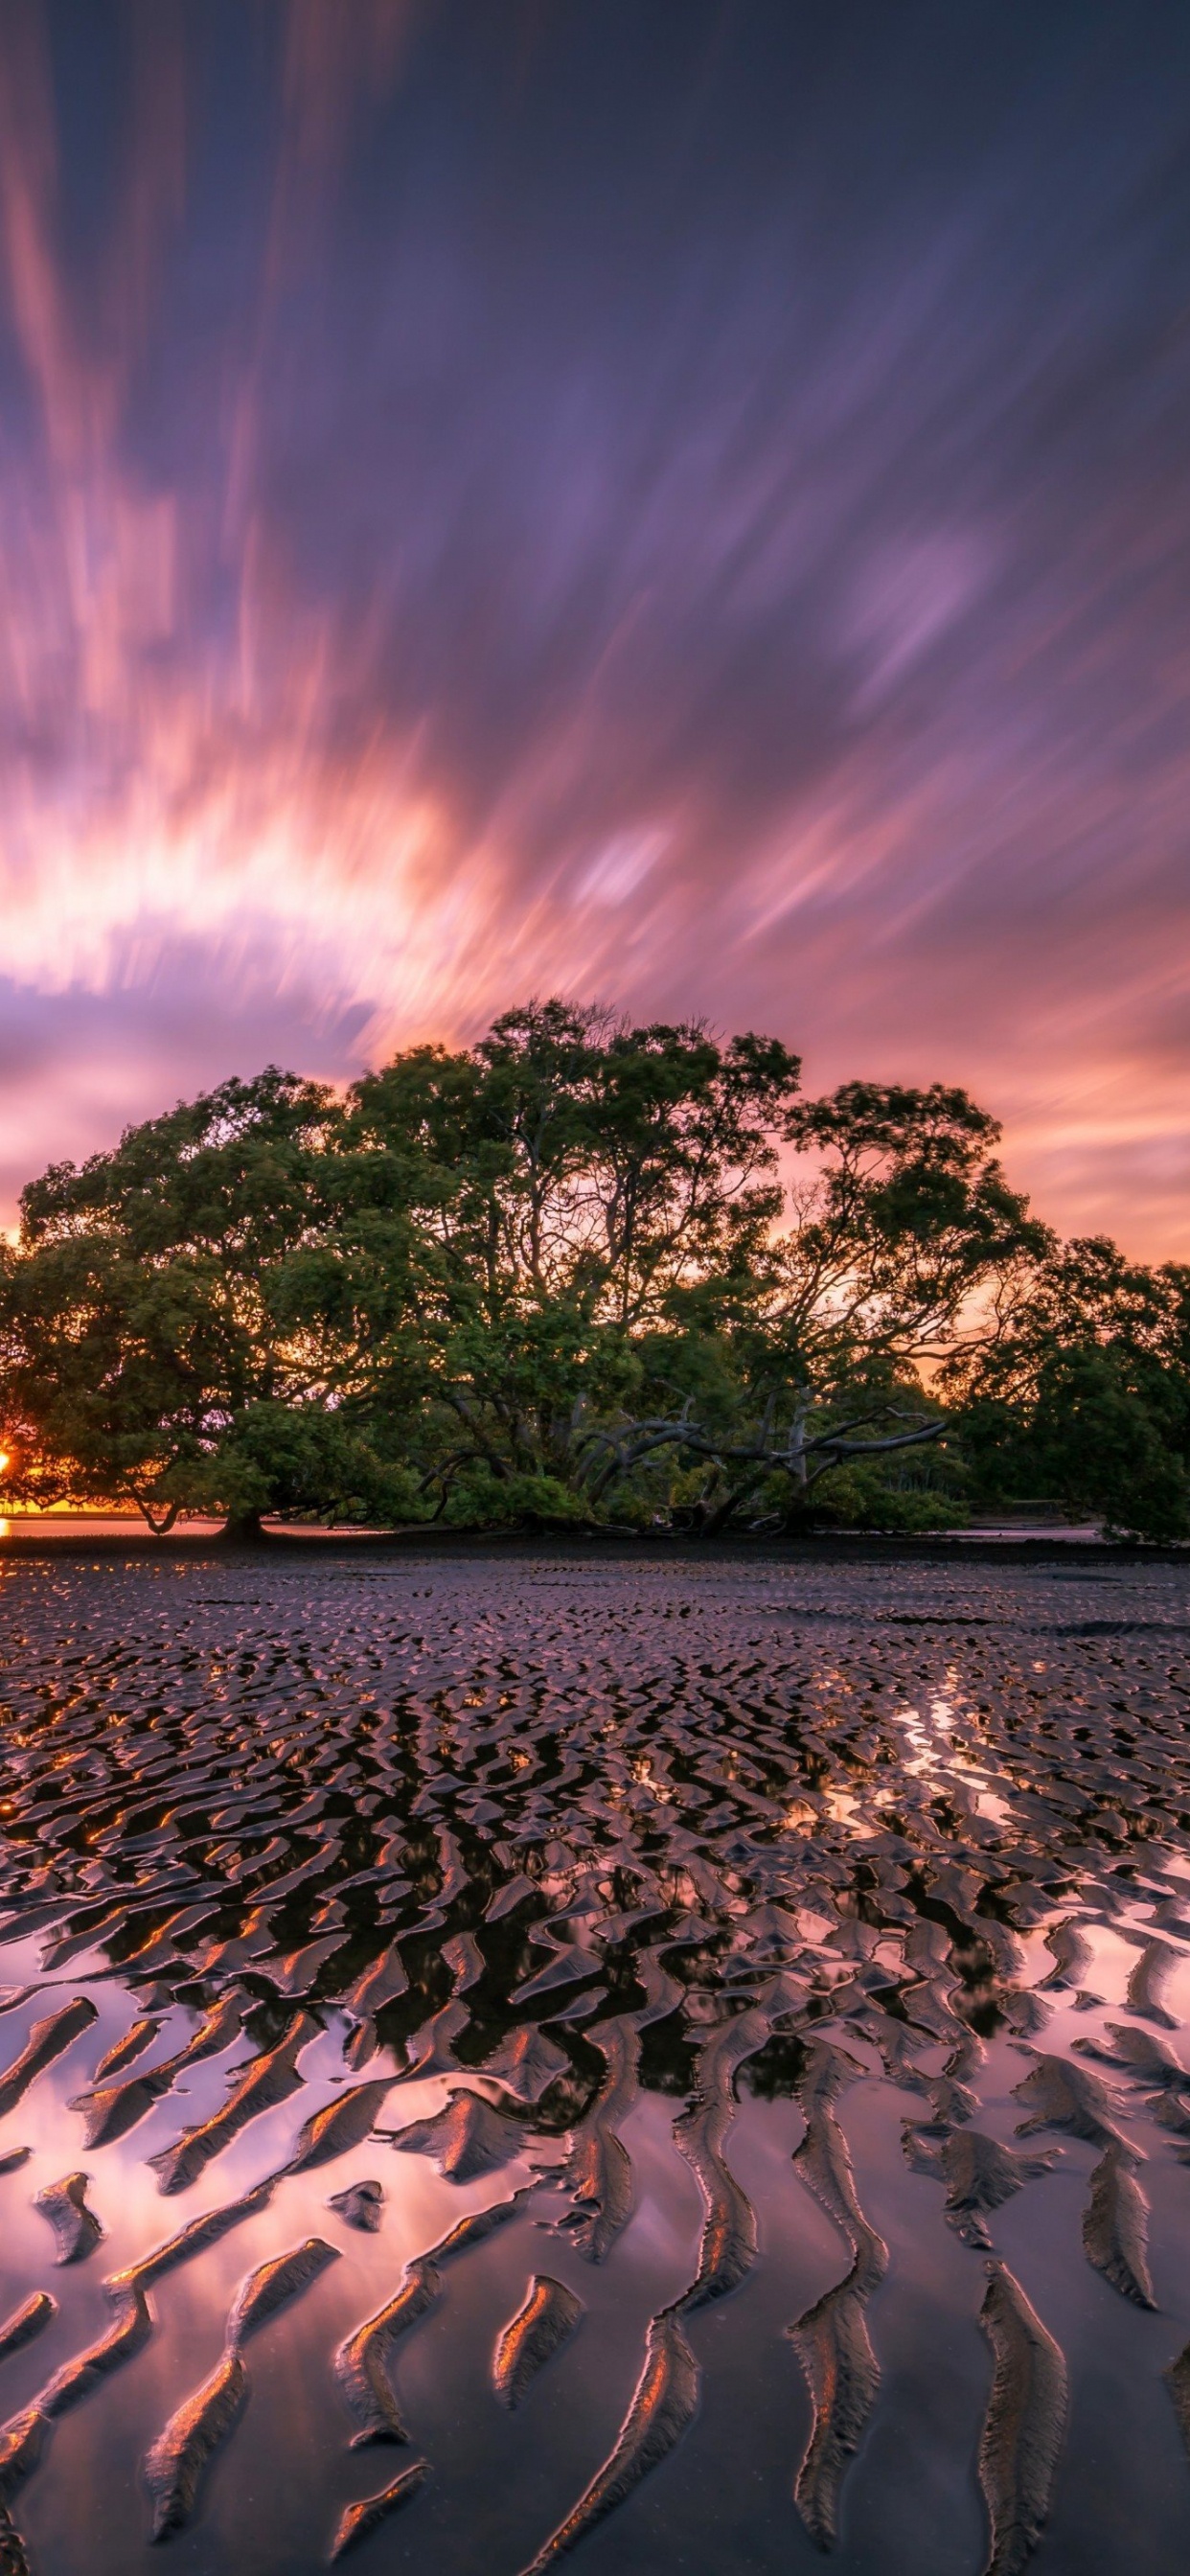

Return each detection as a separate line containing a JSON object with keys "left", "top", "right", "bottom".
{"left": 0, "top": 1550, "right": 1188, "bottom": 2574}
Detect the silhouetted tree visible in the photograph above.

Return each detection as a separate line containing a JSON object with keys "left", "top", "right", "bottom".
{"left": 949, "top": 1237, "right": 1190, "bottom": 1539}
{"left": 3, "top": 1005, "right": 1175, "bottom": 1542}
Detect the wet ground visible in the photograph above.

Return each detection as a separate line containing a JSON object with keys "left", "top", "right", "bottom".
{"left": 0, "top": 1549, "right": 1186, "bottom": 2576}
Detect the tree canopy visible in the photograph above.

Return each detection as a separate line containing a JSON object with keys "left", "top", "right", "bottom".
{"left": 945, "top": 1235, "right": 1190, "bottom": 1539}
{"left": 0, "top": 1001, "right": 1184, "bottom": 1540}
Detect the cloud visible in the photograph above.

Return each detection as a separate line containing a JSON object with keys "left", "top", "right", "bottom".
{"left": 0, "top": 2, "right": 1188, "bottom": 1253}
{"left": 841, "top": 533, "right": 995, "bottom": 706}
{"left": 0, "top": 944, "right": 372, "bottom": 1216}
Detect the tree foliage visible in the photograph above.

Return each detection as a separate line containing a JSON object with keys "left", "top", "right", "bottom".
{"left": 0, "top": 1002, "right": 1184, "bottom": 1540}
{"left": 0, "top": 1072, "right": 393, "bottom": 1533}
{"left": 948, "top": 1236, "right": 1190, "bottom": 1539}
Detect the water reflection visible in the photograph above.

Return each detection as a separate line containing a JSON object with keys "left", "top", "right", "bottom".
{"left": 892, "top": 1678, "right": 1015, "bottom": 1828}
{"left": 0, "top": 1553, "right": 1185, "bottom": 2572}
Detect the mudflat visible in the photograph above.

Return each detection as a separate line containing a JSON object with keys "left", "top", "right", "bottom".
{"left": 0, "top": 1550, "right": 1186, "bottom": 2574}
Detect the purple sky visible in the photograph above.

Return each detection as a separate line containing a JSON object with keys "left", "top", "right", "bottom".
{"left": 1, "top": 1, "right": 1189, "bottom": 1251}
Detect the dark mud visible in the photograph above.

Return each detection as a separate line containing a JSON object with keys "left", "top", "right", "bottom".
{"left": 0, "top": 1550, "right": 1186, "bottom": 2571}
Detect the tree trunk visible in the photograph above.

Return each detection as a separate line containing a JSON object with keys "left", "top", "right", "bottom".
{"left": 219, "top": 1508, "right": 267, "bottom": 1543}
{"left": 700, "top": 1486, "right": 744, "bottom": 1538}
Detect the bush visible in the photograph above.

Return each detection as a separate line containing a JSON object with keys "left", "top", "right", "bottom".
{"left": 783, "top": 1460, "right": 969, "bottom": 1533}
{"left": 441, "top": 1468, "right": 591, "bottom": 1529}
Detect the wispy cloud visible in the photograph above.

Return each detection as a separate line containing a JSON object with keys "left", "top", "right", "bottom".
{"left": 0, "top": 1, "right": 1187, "bottom": 1250}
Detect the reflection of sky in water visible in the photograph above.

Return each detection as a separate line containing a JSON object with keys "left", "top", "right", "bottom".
{"left": 890, "top": 1678, "right": 1014, "bottom": 1828}
{"left": 0, "top": 1990, "right": 560, "bottom": 2574}
{"left": 0, "top": 1554, "right": 1187, "bottom": 2571}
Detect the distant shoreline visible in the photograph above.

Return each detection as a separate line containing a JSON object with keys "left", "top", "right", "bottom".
{"left": 0, "top": 1521, "right": 1184, "bottom": 1566}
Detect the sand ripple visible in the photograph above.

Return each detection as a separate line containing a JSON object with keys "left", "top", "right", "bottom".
{"left": 0, "top": 1550, "right": 1185, "bottom": 2570}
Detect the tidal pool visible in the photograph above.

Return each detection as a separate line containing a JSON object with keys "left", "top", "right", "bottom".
{"left": 0, "top": 1548, "right": 1187, "bottom": 2575}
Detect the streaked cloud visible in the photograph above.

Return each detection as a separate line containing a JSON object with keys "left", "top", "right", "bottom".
{"left": 0, "top": 2, "right": 1186, "bottom": 1250}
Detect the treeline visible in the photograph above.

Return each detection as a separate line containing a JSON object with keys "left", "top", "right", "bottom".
{"left": 0, "top": 1001, "right": 1187, "bottom": 1540}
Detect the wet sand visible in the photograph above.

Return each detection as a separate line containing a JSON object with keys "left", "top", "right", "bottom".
{"left": 0, "top": 1549, "right": 1186, "bottom": 2573}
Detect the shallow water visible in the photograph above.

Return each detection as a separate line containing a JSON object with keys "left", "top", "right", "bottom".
{"left": 0, "top": 1549, "right": 1187, "bottom": 2574}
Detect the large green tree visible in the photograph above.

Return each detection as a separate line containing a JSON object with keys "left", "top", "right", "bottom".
{"left": 339, "top": 1002, "right": 803, "bottom": 1523}
{"left": 0, "top": 1070, "right": 402, "bottom": 1533}
{"left": 0, "top": 1000, "right": 1127, "bottom": 1542}
{"left": 339, "top": 1020, "right": 1042, "bottom": 1531}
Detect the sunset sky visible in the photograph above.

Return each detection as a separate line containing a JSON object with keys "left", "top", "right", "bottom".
{"left": 1, "top": 1, "right": 1189, "bottom": 1251}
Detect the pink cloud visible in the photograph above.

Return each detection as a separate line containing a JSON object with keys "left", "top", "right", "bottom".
{"left": 0, "top": 3, "right": 1187, "bottom": 1255}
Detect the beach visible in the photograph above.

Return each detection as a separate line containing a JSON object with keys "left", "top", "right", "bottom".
{"left": 0, "top": 1549, "right": 1185, "bottom": 2573}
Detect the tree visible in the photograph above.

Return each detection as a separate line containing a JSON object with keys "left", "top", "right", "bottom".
{"left": 0, "top": 1070, "right": 399, "bottom": 1534}
{"left": 950, "top": 1236, "right": 1190, "bottom": 1539}
{"left": 347, "top": 1001, "right": 800, "bottom": 1316}
{"left": 339, "top": 1034, "right": 1041, "bottom": 1530}
{"left": 340, "top": 1003, "right": 805, "bottom": 1519}
{"left": 559, "top": 1078, "right": 1044, "bottom": 1532}
{"left": 772, "top": 1080, "right": 1051, "bottom": 1379}
{"left": 0, "top": 1003, "right": 1097, "bottom": 1542}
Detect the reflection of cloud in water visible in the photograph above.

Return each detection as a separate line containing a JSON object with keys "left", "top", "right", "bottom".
{"left": 0, "top": 1552, "right": 1186, "bottom": 2570}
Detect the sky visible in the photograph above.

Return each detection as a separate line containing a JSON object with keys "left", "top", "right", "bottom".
{"left": 0, "top": 1, "right": 1189, "bottom": 1252}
